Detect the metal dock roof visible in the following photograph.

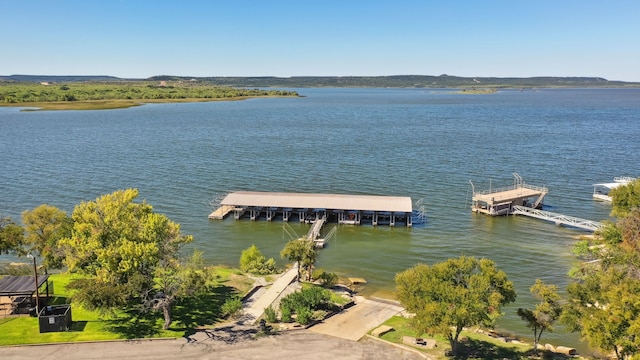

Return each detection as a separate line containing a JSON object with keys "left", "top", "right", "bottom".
{"left": 220, "top": 191, "right": 413, "bottom": 213}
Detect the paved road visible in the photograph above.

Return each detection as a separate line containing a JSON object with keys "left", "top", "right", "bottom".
{"left": 3, "top": 331, "right": 424, "bottom": 360}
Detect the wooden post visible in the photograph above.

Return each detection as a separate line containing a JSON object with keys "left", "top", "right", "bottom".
{"left": 30, "top": 255, "right": 40, "bottom": 317}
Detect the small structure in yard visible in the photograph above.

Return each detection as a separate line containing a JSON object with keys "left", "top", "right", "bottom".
{"left": 402, "top": 336, "right": 437, "bottom": 349}
{"left": 39, "top": 305, "right": 72, "bottom": 333}
{"left": 0, "top": 275, "right": 51, "bottom": 317}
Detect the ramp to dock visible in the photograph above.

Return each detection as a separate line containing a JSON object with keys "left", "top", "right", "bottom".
{"left": 306, "top": 215, "right": 327, "bottom": 248}
{"left": 511, "top": 205, "right": 603, "bottom": 232}
{"left": 307, "top": 216, "right": 326, "bottom": 241}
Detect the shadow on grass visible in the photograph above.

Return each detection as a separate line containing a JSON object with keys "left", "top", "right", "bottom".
{"left": 172, "top": 284, "right": 238, "bottom": 332}
{"left": 104, "top": 284, "right": 240, "bottom": 339}
{"left": 452, "top": 338, "right": 526, "bottom": 360}
{"left": 452, "top": 339, "right": 574, "bottom": 360}
{"left": 49, "top": 296, "right": 70, "bottom": 305}
{"left": 106, "top": 309, "right": 162, "bottom": 339}
{"left": 69, "top": 321, "right": 88, "bottom": 332}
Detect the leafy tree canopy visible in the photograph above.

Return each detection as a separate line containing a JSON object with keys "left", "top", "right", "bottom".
{"left": 395, "top": 256, "right": 516, "bottom": 356}
{"left": 21, "top": 204, "right": 72, "bottom": 269}
{"left": 563, "top": 184, "right": 640, "bottom": 360}
{"left": 239, "top": 244, "right": 278, "bottom": 275}
{"left": 563, "top": 266, "right": 640, "bottom": 360}
{"left": 280, "top": 239, "right": 317, "bottom": 281}
{"left": 610, "top": 179, "right": 640, "bottom": 218}
{"left": 0, "top": 215, "right": 24, "bottom": 255}
{"left": 517, "top": 279, "right": 562, "bottom": 354}
{"left": 59, "top": 189, "right": 193, "bottom": 328}
{"left": 60, "top": 189, "right": 191, "bottom": 282}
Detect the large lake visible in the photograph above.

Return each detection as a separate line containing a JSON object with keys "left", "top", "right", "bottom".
{"left": 2, "top": 88, "right": 639, "bottom": 353}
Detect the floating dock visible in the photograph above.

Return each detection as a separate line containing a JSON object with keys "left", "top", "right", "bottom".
{"left": 209, "top": 191, "right": 413, "bottom": 227}
{"left": 472, "top": 174, "right": 603, "bottom": 232}
{"left": 471, "top": 174, "right": 548, "bottom": 216}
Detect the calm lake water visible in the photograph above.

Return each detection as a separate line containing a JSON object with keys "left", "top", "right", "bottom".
{"left": 1, "top": 88, "right": 639, "bottom": 353}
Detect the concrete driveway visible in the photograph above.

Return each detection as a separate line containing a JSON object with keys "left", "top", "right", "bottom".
{"left": 309, "top": 296, "right": 404, "bottom": 341}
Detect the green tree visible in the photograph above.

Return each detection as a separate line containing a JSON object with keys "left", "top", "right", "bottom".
{"left": 563, "top": 197, "right": 640, "bottom": 360}
{"left": 562, "top": 267, "right": 640, "bottom": 360}
{"left": 0, "top": 215, "right": 24, "bottom": 255}
{"left": 21, "top": 204, "right": 72, "bottom": 269}
{"left": 610, "top": 179, "right": 640, "bottom": 218}
{"left": 395, "top": 256, "right": 516, "bottom": 356}
{"left": 239, "top": 244, "right": 278, "bottom": 275}
{"left": 312, "top": 268, "right": 338, "bottom": 288}
{"left": 617, "top": 207, "right": 640, "bottom": 256}
{"left": 59, "top": 189, "right": 193, "bottom": 328}
{"left": 280, "top": 239, "right": 317, "bottom": 281}
{"left": 517, "top": 279, "right": 562, "bottom": 354}
{"left": 147, "top": 250, "right": 207, "bottom": 329}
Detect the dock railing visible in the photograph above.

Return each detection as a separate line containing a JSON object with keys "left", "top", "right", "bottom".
{"left": 474, "top": 183, "right": 548, "bottom": 196}
{"left": 511, "top": 205, "right": 603, "bottom": 232}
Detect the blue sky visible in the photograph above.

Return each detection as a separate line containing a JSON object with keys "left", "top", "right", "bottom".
{"left": 2, "top": 0, "right": 639, "bottom": 81}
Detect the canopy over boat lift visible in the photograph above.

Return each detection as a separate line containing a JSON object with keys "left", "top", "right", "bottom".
{"left": 471, "top": 173, "right": 548, "bottom": 216}
{"left": 593, "top": 176, "right": 636, "bottom": 202}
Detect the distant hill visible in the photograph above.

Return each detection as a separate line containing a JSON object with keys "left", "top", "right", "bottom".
{"left": 156, "top": 75, "right": 637, "bottom": 88}
{"left": 2, "top": 74, "right": 639, "bottom": 88}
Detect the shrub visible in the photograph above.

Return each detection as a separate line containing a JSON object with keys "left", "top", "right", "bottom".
{"left": 296, "top": 306, "right": 313, "bottom": 325}
{"left": 264, "top": 305, "right": 277, "bottom": 323}
{"left": 281, "top": 285, "right": 331, "bottom": 312}
{"left": 313, "top": 269, "right": 338, "bottom": 288}
{"left": 280, "top": 305, "right": 292, "bottom": 323}
{"left": 240, "top": 245, "right": 279, "bottom": 275}
{"left": 221, "top": 297, "right": 243, "bottom": 318}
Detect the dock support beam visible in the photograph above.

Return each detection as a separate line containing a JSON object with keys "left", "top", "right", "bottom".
{"left": 250, "top": 208, "right": 259, "bottom": 221}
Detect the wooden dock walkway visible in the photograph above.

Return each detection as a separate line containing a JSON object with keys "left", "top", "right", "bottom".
{"left": 510, "top": 205, "right": 603, "bottom": 232}
{"left": 208, "top": 205, "right": 234, "bottom": 220}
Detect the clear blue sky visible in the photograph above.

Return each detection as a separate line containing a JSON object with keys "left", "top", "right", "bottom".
{"left": 2, "top": 0, "right": 639, "bottom": 81}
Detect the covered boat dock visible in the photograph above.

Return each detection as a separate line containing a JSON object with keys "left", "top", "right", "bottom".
{"left": 209, "top": 191, "right": 413, "bottom": 227}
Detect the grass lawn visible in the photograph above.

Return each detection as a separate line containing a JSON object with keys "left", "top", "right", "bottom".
{"left": 0, "top": 267, "right": 253, "bottom": 346}
{"left": 376, "top": 316, "right": 573, "bottom": 360}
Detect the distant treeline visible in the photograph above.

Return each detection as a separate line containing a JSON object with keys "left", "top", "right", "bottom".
{"left": 152, "top": 75, "right": 637, "bottom": 88}
{"left": 0, "top": 81, "right": 298, "bottom": 104}
{"left": 2, "top": 74, "right": 639, "bottom": 88}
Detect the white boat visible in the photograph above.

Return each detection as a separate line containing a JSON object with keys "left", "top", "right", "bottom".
{"left": 593, "top": 176, "right": 636, "bottom": 202}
